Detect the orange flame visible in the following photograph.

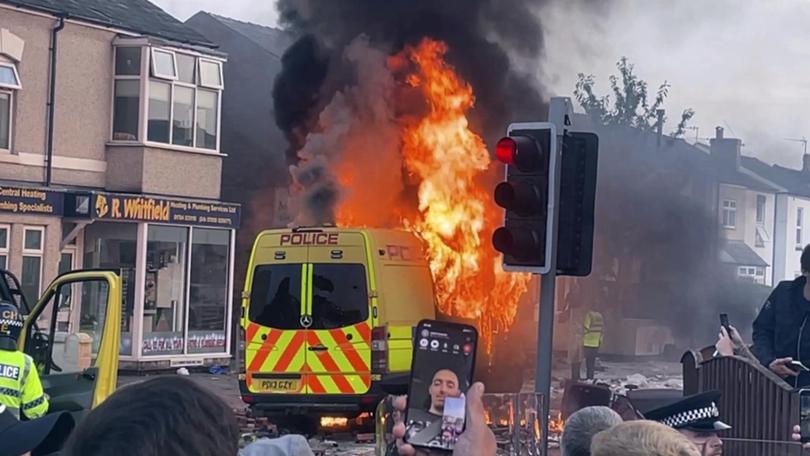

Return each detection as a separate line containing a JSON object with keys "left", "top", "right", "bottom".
{"left": 335, "top": 38, "right": 531, "bottom": 345}
{"left": 549, "top": 412, "right": 564, "bottom": 434}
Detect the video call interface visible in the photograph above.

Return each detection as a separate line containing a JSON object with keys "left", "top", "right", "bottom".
{"left": 405, "top": 324, "right": 476, "bottom": 451}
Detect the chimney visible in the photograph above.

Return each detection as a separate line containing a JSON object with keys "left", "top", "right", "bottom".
{"left": 710, "top": 126, "right": 741, "bottom": 170}
{"left": 803, "top": 154, "right": 810, "bottom": 173}
{"left": 656, "top": 109, "right": 665, "bottom": 148}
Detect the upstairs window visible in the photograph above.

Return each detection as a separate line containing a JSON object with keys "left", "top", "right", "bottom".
{"left": 111, "top": 45, "right": 223, "bottom": 152}
{"left": 0, "top": 63, "right": 21, "bottom": 90}
{"left": 0, "top": 61, "right": 21, "bottom": 151}
{"left": 151, "top": 49, "right": 177, "bottom": 80}
{"left": 722, "top": 200, "right": 737, "bottom": 229}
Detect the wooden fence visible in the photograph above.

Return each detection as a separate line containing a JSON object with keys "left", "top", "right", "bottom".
{"left": 682, "top": 348, "right": 801, "bottom": 456}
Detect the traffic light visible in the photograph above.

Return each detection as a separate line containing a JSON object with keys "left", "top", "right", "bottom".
{"left": 557, "top": 132, "right": 598, "bottom": 276}
{"left": 492, "top": 123, "right": 556, "bottom": 273}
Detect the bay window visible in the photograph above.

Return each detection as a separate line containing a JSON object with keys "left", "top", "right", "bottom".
{"left": 111, "top": 44, "right": 223, "bottom": 152}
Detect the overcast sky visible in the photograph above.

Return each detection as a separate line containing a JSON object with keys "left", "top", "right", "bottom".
{"left": 153, "top": 0, "right": 810, "bottom": 168}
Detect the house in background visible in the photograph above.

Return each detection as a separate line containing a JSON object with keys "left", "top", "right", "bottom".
{"left": 185, "top": 12, "right": 293, "bottom": 301}
{"left": 742, "top": 154, "right": 810, "bottom": 283}
{"left": 701, "top": 127, "right": 781, "bottom": 285}
{"left": 0, "top": 0, "right": 239, "bottom": 370}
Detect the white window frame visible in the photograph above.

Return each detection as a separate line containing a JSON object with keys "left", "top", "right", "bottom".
{"left": 0, "top": 62, "right": 22, "bottom": 90}
{"left": 22, "top": 226, "right": 45, "bottom": 298}
{"left": 756, "top": 194, "right": 766, "bottom": 224}
{"left": 150, "top": 48, "right": 178, "bottom": 81}
{"left": 722, "top": 200, "right": 737, "bottom": 228}
{"left": 0, "top": 224, "right": 9, "bottom": 269}
{"left": 198, "top": 58, "right": 223, "bottom": 89}
{"left": 110, "top": 46, "right": 146, "bottom": 143}
{"left": 109, "top": 44, "right": 224, "bottom": 154}
{"left": 0, "top": 89, "right": 12, "bottom": 152}
{"left": 798, "top": 207, "right": 805, "bottom": 250}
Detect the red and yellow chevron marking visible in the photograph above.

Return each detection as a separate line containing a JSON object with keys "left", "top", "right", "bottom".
{"left": 245, "top": 321, "right": 374, "bottom": 395}
{"left": 305, "top": 322, "right": 372, "bottom": 395}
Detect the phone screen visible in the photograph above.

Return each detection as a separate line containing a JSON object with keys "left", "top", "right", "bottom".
{"left": 404, "top": 320, "right": 478, "bottom": 452}
{"left": 801, "top": 390, "right": 810, "bottom": 442}
{"left": 719, "top": 313, "right": 730, "bottom": 332}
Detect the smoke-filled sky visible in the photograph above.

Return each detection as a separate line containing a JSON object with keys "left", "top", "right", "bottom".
{"left": 155, "top": 0, "right": 810, "bottom": 168}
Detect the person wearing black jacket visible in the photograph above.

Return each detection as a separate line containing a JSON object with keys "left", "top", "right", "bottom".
{"left": 752, "top": 245, "right": 810, "bottom": 387}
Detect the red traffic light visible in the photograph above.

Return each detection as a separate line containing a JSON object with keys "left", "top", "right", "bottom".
{"left": 495, "top": 137, "right": 517, "bottom": 165}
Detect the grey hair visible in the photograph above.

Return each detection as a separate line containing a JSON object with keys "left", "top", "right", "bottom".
{"left": 561, "top": 406, "right": 624, "bottom": 456}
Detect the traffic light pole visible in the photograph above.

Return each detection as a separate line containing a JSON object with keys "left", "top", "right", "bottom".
{"left": 536, "top": 97, "right": 570, "bottom": 452}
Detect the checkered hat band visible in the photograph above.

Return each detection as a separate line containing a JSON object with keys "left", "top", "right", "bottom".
{"left": 659, "top": 402, "right": 720, "bottom": 428}
{"left": 0, "top": 319, "right": 22, "bottom": 327}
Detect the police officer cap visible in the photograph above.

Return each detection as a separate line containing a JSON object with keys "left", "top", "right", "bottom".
{"left": 643, "top": 390, "right": 732, "bottom": 432}
{"left": 0, "top": 300, "right": 23, "bottom": 347}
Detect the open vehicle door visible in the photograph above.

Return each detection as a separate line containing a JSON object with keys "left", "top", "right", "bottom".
{"left": 17, "top": 270, "right": 122, "bottom": 420}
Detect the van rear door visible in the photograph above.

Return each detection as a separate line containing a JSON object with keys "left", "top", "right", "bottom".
{"left": 304, "top": 231, "right": 373, "bottom": 395}
{"left": 244, "top": 233, "right": 308, "bottom": 395}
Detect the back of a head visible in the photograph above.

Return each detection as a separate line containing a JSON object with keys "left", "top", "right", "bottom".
{"left": 561, "top": 406, "right": 623, "bottom": 456}
{"left": 591, "top": 421, "right": 700, "bottom": 456}
{"left": 64, "top": 376, "right": 239, "bottom": 456}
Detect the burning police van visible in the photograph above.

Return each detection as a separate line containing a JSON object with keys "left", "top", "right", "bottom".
{"left": 239, "top": 226, "right": 436, "bottom": 416}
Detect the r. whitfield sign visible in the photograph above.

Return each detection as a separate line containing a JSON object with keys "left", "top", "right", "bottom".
{"left": 93, "top": 193, "right": 240, "bottom": 228}
{"left": 0, "top": 186, "right": 63, "bottom": 215}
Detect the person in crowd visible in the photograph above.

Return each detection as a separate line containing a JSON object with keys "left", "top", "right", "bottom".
{"left": 591, "top": 420, "right": 700, "bottom": 456}
{"left": 0, "top": 404, "right": 74, "bottom": 456}
{"left": 752, "top": 244, "right": 810, "bottom": 387}
{"left": 714, "top": 325, "right": 757, "bottom": 362}
{"left": 239, "top": 435, "right": 314, "bottom": 456}
{"left": 582, "top": 305, "right": 605, "bottom": 381}
{"left": 393, "top": 382, "right": 496, "bottom": 456}
{"left": 63, "top": 376, "right": 239, "bottom": 456}
{"left": 404, "top": 368, "right": 464, "bottom": 447}
{"left": 643, "top": 391, "right": 728, "bottom": 456}
{"left": 0, "top": 301, "right": 48, "bottom": 420}
{"left": 561, "top": 406, "right": 623, "bottom": 456}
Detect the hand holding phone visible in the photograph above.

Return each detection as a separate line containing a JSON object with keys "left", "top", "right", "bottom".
{"left": 404, "top": 320, "right": 478, "bottom": 453}
{"left": 719, "top": 313, "right": 731, "bottom": 333}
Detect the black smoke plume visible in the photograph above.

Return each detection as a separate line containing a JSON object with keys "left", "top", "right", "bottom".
{"left": 272, "top": 0, "right": 547, "bottom": 224}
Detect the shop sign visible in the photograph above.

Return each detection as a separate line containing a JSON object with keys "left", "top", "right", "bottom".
{"left": 142, "top": 333, "right": 184, "bottom": 355}
{"left": 0, "top": 185, "right": 63, "bottom": 215}
{"left": 93, "top": 192, "right": 240, "bottom": 228}
{"left": 188, "top": 331, "right": 227, "bottom": 354}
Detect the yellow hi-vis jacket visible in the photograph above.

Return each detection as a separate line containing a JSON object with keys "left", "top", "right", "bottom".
{"left": 583, "top": 311, "right": 604, "bottom": 348}
{"left": 0, "top": 349, "right": 48, "bottom": 419}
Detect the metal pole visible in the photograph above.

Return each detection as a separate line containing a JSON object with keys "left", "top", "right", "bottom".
{"left": 536, "top": 97, "right": 569, "bottom": 453}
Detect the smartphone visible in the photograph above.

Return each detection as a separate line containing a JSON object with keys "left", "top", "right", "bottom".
{"left": 800, "top": 389, "right": 810, "bottom": 442}
{"left": 719, "top": 313, "right": 731, "bottom": 333}
{"left": 792, "top": 360, "right": 810, "bottom": 372}
{"left": 403, "top": 320, "right": 478, "bottom": 452}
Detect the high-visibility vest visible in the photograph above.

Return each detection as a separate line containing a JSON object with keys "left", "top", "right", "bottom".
{"left": 0, "top": 349, "right": 48, "bottom": 419}
{"left": 583, "top": 311, "right": 604, "bottom": 348}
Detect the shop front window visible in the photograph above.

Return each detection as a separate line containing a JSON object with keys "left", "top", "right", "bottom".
{"left": 188, "top": 228, "right": 230, "bottom": 354}
{"left": 84, "top": 223, "right": 137, "bottom": 355}
{"left": 144, "top": 225, "right": 188, "bottom": 356}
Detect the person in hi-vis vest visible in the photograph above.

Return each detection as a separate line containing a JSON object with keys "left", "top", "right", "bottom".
{"left": 0, "top": 301, "right": 49, "bottom": 419}
{"left": 582, "top": 309, "right": 604, "bottom": 380}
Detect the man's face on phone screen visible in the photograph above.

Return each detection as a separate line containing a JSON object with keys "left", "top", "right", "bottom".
{"left": 429, "top": 369, "right": 460, "bottom": 415}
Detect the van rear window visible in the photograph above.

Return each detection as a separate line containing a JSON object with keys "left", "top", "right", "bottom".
{"left": 311, "top": 263, "right": 368, "bottom": 330}
{"left": 249, "top": 264, "right": 302, "bottom": 330}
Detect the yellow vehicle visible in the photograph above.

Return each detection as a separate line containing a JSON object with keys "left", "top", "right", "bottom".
{"left": 1, "top": 268, "right": 122, "bottom": 420}
{"left": 239, "top": 227, "right": 436, "bottom": 415}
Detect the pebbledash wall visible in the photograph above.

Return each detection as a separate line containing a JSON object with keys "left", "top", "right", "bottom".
{"left": 0, "top": 2, "right": 241, "bottom": 370}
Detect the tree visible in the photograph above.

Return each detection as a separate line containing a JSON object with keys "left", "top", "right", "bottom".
{"left": 574, "top": 57, "right": 694, "bottom": 138}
